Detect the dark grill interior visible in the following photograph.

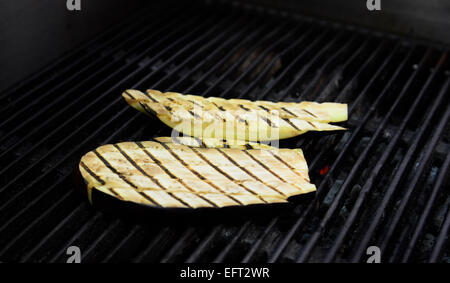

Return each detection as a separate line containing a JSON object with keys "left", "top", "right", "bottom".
{"left": 0, "top": 1, "right": 449, "bottom": 263}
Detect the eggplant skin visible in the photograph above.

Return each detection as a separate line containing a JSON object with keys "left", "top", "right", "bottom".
{"left": 79, "top": 140, "right": 316, "bottom": 210}
{"left": 122, "top": 89, "right": 347, "bottom": 141}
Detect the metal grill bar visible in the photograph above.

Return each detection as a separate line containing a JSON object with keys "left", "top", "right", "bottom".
{"left": 213, "top": 21, "right": 298, "bottom": 98}
{"left": 394, "top": 105, "right": 450, "bottom": 262}
{"left": 298, "top": 46, "right": 428, "bottom": 261}
{"left": 324, "top": 57, "right": 448, "bottom": 263}
{"left": 347, "top": 61, "right": 448, "bottom": 262}
{"left": 196, "top": 22, "right": 292, "bottom": 97}
{"left": 381, "top": 88, "right": 450, "bottom": 259}
{"left": 429, "top": 206, "right": 450, "bottom": 262}
{"left": 257, "top": 30, "right": 331, "bottom": 100}
{"left": 403, "top": 150, "right": 450, "bottom": 262}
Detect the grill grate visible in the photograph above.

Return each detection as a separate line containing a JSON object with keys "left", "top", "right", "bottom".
{"left": 0, "top": 1, "right": 449, "bottom": 263}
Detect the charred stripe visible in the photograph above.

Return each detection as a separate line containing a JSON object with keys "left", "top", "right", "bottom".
{"left": 239, "top": 104, "right": 251, "bottom": 111}
{"left": 123, "top": 90, "right": 136, "bottom": 100}
{"left": 307, "top": 121, "right": 318, "bottom": 128}
{"left": 258, "top": 105, "right": 270, "bottom": 112}
{"left": 189, "top": 100, "right": 204, "bottom": 108}
{"left": 80, "top": 162, "right": 105, "bottom": 185}
{"left": 194, "top": 136, "right": 207, "bottom": 147}
{"left": 144, "top": 91, "right": 159, "bottom": 102}
{"left": 243, "top": 150, "right": 288, "bottom": 183}
{"left": 257, "top": 105, "right": 277, "bottom": 128}
{"left": 190, "top": 148, "right": 268, "bottom": 203}
{"left": 280, "top": 106, "right": 296, "bottom": 116}
{"left": 218, "top": 149, "right": 287, "bottom": 197}
{"left": 136, "top": 142, "right": 178, "bottom": 180}
{"left": 140, "top": 102, "right": 159, "bottom": 116}
{"left": 188, "top": 110, "right": 201, "bottom": 119}
{"left": 136, "top": 142, "right": 217, "bottom": 208}
{"left": 93, "top": 150, "right": 137, "bottom": 189}
{"left": 108, "top": 188, "right": 124, "bottom": 200}
{"left": 160, "top": 143, "right": 244, "bottom": 206}
{"left": 303, "top": 109, "right": 318, "bottom": 118}
{"left": 270, "top": 152, "right": 310, "bottom": 181}
{"left": 114, "top": 144, "right": 173, "bottom": 206}
{"left": 138, "top": 192, "right": 163, "bottom": 207}
{"left": 283, "top": 118, "right": 301, "bottom": 131}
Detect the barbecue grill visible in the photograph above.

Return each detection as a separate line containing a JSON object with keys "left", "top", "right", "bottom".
{"left": 0, "top": 0, "right": 449, "bottom": 263}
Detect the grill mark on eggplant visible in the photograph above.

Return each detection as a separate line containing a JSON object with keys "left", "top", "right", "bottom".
{"left": 210, "top": 101, "right": 248, "bottom": 125}
{"left": 177, "top": 100, "right": 225, "bottom": 125}
{"left": 258, "top": 105, "right": 270, "bottom": 112}
{"left": 113, "top": 144, "right": 171, "bottom": 207}
{"left": 194, "top": 136, "right": 206, "bottom": 148}
{"left": 140, "top": 102, "right": 158, "bottom": 116}
{"left": 211, "top": 102, "right": 226, "bottom": 112}
{"left": 240, "top": 118, "right": 249, "bottom": 126}
{"left": 280, "top": 106, "right": 296, "bottom": 116}
{"left": 257, "top": 105, "right": 277, "bottom": 128}
{"left": 123, "top": 90, "right": 136, "bottom": 100}
{"left": 138, "top": 192, "right": 165, "bottom": 208}
{"left": 283, "top": 117, "right": 301, "bottom": 131}
{"left": 172, "top": 136, "right": 198, "bottom": 147}
{"left": 303, "top": 109, "right": 318, "bottom": 118}
{"left": 189, "top": 99, "right": 204, "bottom": 108}
{"left": 246, "top": 150, "right": 309, "bottom": 192}
{"left": 239, "top": 104, "right": 251, "bottom": 111}
{"left": 190, "top": 148, "right": 268, "bottom": 203}
{"left": 238, "top": 105, "right": 251, "bottom": 125}
{"left": 80, "top": 162, "right": 105, "bottom": 185}
{"left": 307, "top": 121, "right": 318, "bottom": 129}
{"left": 144, "top": 91, "right": 159, "bottom": 102}
{"left": 160, "top": 143, "right": 244, "bottom": 206}
{"left": 108, "top": 188, "right": 124, "bottom": 200}
{"left": 93, "top": 150, "right": 137, "bottom": 189}
{"left": 136, "top": 142, "right": 177, "bottom": 179}
{"left": 245, "top": 143, "right": 253, "bottom": 149}
{"left": 188, "top": 110, "right": 201, "bottom": 119}
{"left": 243, "top": 150, "right": 288, "bottom": 183}
{"left": 217, "top": 149, "right": 287, "bottom": 197}
{"left": 261, "top": 116, "right": 275, "bottom": 127}
{"left": 135, "top": 142, "right": 218, "bottom": 208}
{"left": 269, "top": 151, "right": 310, "bottom": 181}
{"left": 280, "top": 106, "right": 318, "bottom": 119}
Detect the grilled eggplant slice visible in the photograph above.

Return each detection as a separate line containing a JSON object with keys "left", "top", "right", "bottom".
{"left": 79, "top": 140, "right": 316, "bottom": 210}
{"left": 123, "top": 89, "right": 347, "bottom": 141}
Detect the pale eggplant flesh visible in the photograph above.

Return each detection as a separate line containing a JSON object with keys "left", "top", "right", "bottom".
{"left": 122, "top": 89, "right": 347, "bottom": 141}
{"left": 79, "top": 139, "right": 316, "bottom": 210}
